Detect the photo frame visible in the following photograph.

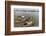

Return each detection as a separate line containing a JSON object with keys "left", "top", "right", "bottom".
{"left": 5, "top": 1, "right": 45, "bottom": 35}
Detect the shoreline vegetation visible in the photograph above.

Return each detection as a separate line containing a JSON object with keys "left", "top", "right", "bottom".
{"left": 14, "top": 8, "right": 39, "bottom": 12}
